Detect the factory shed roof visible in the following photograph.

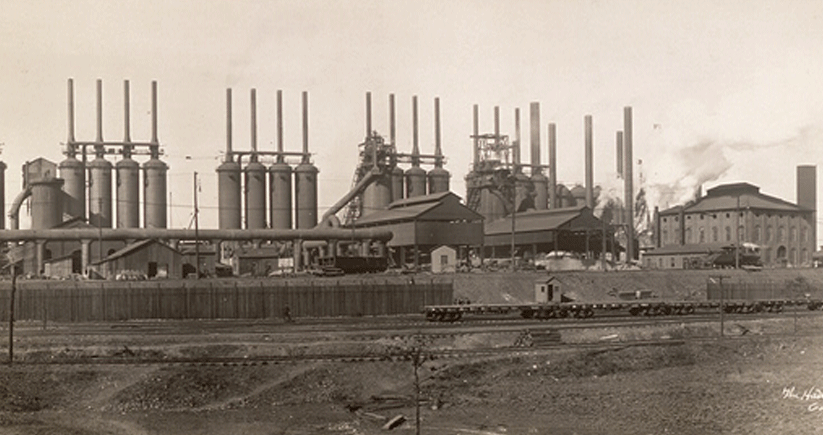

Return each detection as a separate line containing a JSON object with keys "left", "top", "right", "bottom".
{"left": 643, "top": 242, "right": 731, "bottom": 256}
{"left": 92, "top": 239, "right": 180, "bottom": 265}
{"left": 484, "top": 205, "right": 600, "bottom": 236}
{"left": 660, "top": 182, "right": 805, "bottom": 215}
{"left": 352, "top": 192, "right": 483, "bottom": 226}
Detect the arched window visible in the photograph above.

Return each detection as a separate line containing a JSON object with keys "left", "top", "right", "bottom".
{"left": 778, "top": 226, "right": 785, "bottom": 243}
{"left": 754, "top": 225, "right": 761, "bottom": 243}
{"left": 801, "top": 227, "right": 807, "bottom": 243}
{"left": 712, "top": 227, "right": 719, "bottom": 242}
{"left": 766, "top": 225, "right": 773, "bottom": 242}
{"left": 725, "top": 226, "right": 731, "bottom": 242}
{"left": 685, "top": 227, "right": 692, "bottom": 243}
{"left": 790, "top": 227, "right": 797, "bottom": 242}
{"left": 699, "top": 228, "right": 705, "bottom": 243}
{"left": 791, "top": 248, "right": 797, "bottom": 265}
{"left": 738, "top": 225, "right": 745, "bottom": 242}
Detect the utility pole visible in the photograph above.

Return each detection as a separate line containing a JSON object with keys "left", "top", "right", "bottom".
{"left": 194, "top": 172, "right": 200, "bottom": 280}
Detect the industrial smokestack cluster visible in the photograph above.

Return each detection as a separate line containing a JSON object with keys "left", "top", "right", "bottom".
{"left": 217, "top": 89, "right": 318, "bottom": 231}
{"left": 55, "top": 78, "right": 168, "bottom": 231}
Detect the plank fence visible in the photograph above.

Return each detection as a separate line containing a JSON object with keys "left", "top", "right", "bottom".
{"left": 0, "top": 277, "right": 453, "bottom": 322}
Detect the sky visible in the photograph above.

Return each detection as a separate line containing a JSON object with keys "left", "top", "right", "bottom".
{"left": 2, "top": 0, "right": 823, "bottom": 244}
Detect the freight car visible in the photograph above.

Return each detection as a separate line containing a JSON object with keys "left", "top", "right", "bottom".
{"left": 423, "top": 276, "right": 823, "bottom": 322}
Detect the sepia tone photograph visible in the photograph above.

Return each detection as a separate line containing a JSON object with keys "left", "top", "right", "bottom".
{"left": 1, "top": 0, "right": 822, "bottom": 433}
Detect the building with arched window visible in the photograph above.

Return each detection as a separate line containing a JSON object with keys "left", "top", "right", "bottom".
{"left": 653, "top": 173, "right": 816, "bottom": 268}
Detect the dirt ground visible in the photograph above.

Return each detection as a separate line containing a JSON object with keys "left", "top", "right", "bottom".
{"left": 1, "top": 315, "right": 822, "bottom": 435}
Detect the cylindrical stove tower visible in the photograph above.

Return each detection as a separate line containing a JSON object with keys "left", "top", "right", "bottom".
{"left": 245, "top": 160, "right": 267, "bottom": 229}
{"left": 116, "top": 157, "right": 140, "bottom": 228}
{"left": 269, "top": 161, "right": 292, "bottom": 229}
{"left": 427, "top": 167, "right": 450, "bottom": 194}
{"left": 88, "top": 156, "right": 113, "bottom": 228}
{"left": 391, "top": 166, "right": 405, "bottom": 202}
{"left": 59, "top": 156, "right": 85, "bottom": 220}
{"left": 143, "top": 157, "right": 168, "bottom": 228}
{"left": 30, "top": 178, "right": 64, "bottom": 230}
{"left": 405, "top": 166, "right": 427, "bottom": 198}
{"left": 363, "top": 169, "right": 392, "bottom": 215}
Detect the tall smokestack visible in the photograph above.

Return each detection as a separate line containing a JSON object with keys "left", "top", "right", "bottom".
{"left": 151, "top": 81, "right": 158, "bottom": 144}
{"left": 96, "top": 79, "right": 103, "bottom": 144}
{"left": 389, "top": 94, "right": 396, "bottom": 145}
{"left": 366, "top": 92, "right": 372, "bottom": 138}
{"left": 412, "top": 96, "right": 420, "bottom": 165}
{"left": 624, "top": 107, "right": 634, "bottom": 262}
{"left": 434, "top": 97, "right": 442, "bottom": 163}
{"left": 530, "top": 102, "right": 540, "bottom": 172}
{"left": 302, "top": 91, "right": 309, "bottom": 163}
{"left": 250, "top": 88, "right": 257, "bottom": 153}
{"left": 585, "top": 115, "right": 593, "bottom": 208}
{"left": 513, "top": 108, "right": 521, "bottom": 169}
{"left": 616, "top": 131, "right": 624, "bottom": 177}
{"left": 225, "top": 88, "right": 233, "bottom": 161}
{"left": 123, "top": 80, "right": 131, "bottom": 143}
{"left": 276, "top": 90, "right": 284, "bottom": 158}
{"left": 494, "top": 106, "right": 500, "bottom": 144}
{"left": 67, "top": 78, "right": 75, "bottom": 145}
{"left": 797, "top": 164, "right": 817, "bottom": 256}
{"left": 473, "top": 104, "right": 479, "bottom": 166}
{"left": 549, "top": 123, "right": 557, "bottom": 209}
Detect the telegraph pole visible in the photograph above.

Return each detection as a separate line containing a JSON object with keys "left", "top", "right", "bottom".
{"left": 194, "top": 172, "right": 200, "bottom": 280}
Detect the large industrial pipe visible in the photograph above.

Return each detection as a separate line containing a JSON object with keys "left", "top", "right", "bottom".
{"left": 624, "top": 107, "right": 634, "bottom": 262}
{"left": 0, "top": 228, "right": 394, "bottom": 243}
{"left": 530, "top": 102, "right": 540, "bottom": 172}
{"left": 548, "top": 123, "right": 557, "bottom": 209}
{"left": 585, "top": 115, "right": 593, "bottom": 209}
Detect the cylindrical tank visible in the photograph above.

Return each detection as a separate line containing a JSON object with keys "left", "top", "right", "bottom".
{"left": 571, "top": 185, "right": 586, "bottom": 206}
{"left": 143, "top": 158, "right": 168, "bottom": 228}
{"left": 405, "top": 166, "right": 427, "bottom": 198}
{"left": 88, "top": 156, "right": 113, "bottom": 228}
{"left": 269, "top": 161, "right": 292, "bottom": 230}
{"left": 294, "top": 162, "right": 318, "bottom": 229}
{"left": 58, "top": 156, "right": 84, "bottom": 219}
{"left": 391, "top": 166, "right": 404, "bottom": 203}
{"left": 531, "top": 172, "right": 548, "bottom": 210}
{"left": 362, "top": 170, "right": 391, "bottom": 216}
{"left": 557, "top": 184, "right": 576, "bottom": 208}
{"left": 513, "top": 173, "right": 532, "bottom": 212}
{"left": 244, "top": 160, "right": 267, "bottom": 229}
{"left": 217, "top": 160, "right": 242, "bottom": 229}
{"left": 30, "top": 178, "right": 64, "bottom": 230}
{"left": 116, "top": 157, "right": 140, "bottom": 228}
{"left": 479, "top": 188, "right": 505, "bottom": 222}
{"left": 427, "top": 167, "right": 450, "bottom": 194}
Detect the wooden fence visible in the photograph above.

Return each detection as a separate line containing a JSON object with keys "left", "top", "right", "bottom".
{"left": 0, "top": 277, "right": 452, "bottom": 322}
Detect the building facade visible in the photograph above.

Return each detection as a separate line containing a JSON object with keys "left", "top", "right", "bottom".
{"left": 656, "top": 181, "right": 815, "bottom": 267}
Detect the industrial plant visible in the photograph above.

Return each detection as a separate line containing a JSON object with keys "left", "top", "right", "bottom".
{"left": 0, "top": 78, "right": 817, "bottom": 283}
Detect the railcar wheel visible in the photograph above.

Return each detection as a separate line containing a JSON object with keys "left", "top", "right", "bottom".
{"left": 685, "top": 305, "right": 695, "bottom": 315}
{"left": 521, "top": 309, "right": 535, "bottom": 319}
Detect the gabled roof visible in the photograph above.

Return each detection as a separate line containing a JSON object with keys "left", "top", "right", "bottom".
{"left": 484, "top": 205, "right": 601, "bottom": 235}
{"left": 351, "top": 191, "right": 483, "bottom": 226}
{"left": 93, "top": 239, "right": 180, "bottom": 265}
{"left": 660, "top": 182, "right": 804, "bottom": 215}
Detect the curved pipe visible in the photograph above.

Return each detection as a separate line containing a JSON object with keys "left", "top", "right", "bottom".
{"left": 318, "top": 168, "right": 382, "bottom": 226}
{"left": 8, "top": 187, "right": 32, "bottom": 230}
{"left": 0, "top": 227, "right": 393, "bottom": 242}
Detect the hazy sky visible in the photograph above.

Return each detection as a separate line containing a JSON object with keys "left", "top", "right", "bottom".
{"left": 2, "top": 0, "right": 823, "bottom": 242}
